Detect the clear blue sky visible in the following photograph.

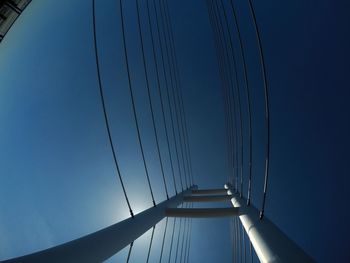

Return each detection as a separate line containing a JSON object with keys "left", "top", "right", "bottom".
{"left": 0, "top": 0, "right": 349, "bottom": 262}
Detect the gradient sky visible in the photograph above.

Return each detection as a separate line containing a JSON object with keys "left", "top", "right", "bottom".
{"left": 0, "top": 0, "right": 349, "bottom": 262}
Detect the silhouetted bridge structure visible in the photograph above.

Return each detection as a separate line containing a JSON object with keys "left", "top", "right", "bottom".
{"left": 0, "top": 0, "right": 314, "bottom": 262}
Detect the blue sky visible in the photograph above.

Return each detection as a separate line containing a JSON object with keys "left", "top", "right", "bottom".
{"left": 0, "top": 0, "right": 349, "bottom": 262}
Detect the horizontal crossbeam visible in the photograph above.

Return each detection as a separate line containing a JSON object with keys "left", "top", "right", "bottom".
{"left": 165, "top": 207, "right": 240, "bottom": 218}
{"left": 191, "top": 188, "right": 228, "bottom": 195}
{"left": 183, "top": 195, "right": 232, "bottom": 202}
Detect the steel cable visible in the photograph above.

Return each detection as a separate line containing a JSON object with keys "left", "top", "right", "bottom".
{"left": 182, "top": 206, "right": 191, "bottom": 263}
{"left": 174, "top": 213, "right": 184, "bottom": 262}
{"left": 242, "top": 224, "right": 246, "bottom": 263}
{"left": 207, "top": 0, "right": 238, "bottom": 191}
{"left": 146, "top": 0, "right": 178, "bottom": 194}
{"left": 228, "top": 0, "right": 253, "bottom": 206}
{"left": 153, "top": 0, "right": 185, "bottom": 191}
{"left": 179, "top": 217, "right": 188, "bottom": 262}
{"left": 185, "top": 217, "right": 192, "bottom": 263}
{"left": 183, "top": 203, "right": 193, "bottom": 263}
{"left": 246, "top": 0, "right": 271, "bottom": 220}
{"left": 135, "top": 0, "right": 170, "bottom": 199}
{"left": 119, "top": 0, "right": 156, "bottom": 206}
{"left": 167, "top": 217, "right": 177, "bottom": 263}
{"left": 210, "top": 0, "right": 238, "bottom": 191}
{"left": 126, "top": 242, "right": 133, "bottom": 263}
{"left": 205, "top": 0, "right": 235, "bottom": 189}
{"left": 146, "top": 226, "right": 156, "bottom": 263}
{"left": 212, "top": 0, "right": 244, "bottom": 197}
{"left": 92, "top": 0, "right": 134, "bottom": 217}
{"left": 165, "top": 0, "right": 195, "bottom": 186}
{"left": 161, "top": 0, "right": 193, "bottom": 187}
{"left": 157, "top": 0, "right": 189, "bottom": 189}
{"left": 159, "top": 217, "right": 169, "bottom": 263}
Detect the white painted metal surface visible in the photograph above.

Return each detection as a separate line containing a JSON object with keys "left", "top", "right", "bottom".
{"left": 3, "top": 187, "right": 195, "bottom": 263}
{"left": 225, "top": 184, "right": 314, "bottom": 263}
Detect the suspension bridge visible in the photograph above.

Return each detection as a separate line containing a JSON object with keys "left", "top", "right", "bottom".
{"left": 2, "top": 0, "right": 341, "bottom": 262}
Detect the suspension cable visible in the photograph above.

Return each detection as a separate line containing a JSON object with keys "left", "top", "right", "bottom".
{"left": 183, "top": 216, "right": 190, "bottom": 262}
{"left": 176, "top": 91, "right": 195, "bottom": 186}
{"left": 207, "top": 0, "right": 238, "bottom": 191}
{"left": 174, "top": 210, "right": 184, "bottom": 262}
{"left": 210, "top": 0, "right": 238, "bottom": 190}
{"left": 246, "top": 0, "right": 271, "bottom": 220}
{"left": 157, "top": 0, "right": 189, "bottom": 189}
{"left": 119, "top": 0, "right": 156, "bottom": 206}
{"left": 167, "top": 216, "right": 177, "bottom": 263}
{"left": 183, "top": 202, "right": 192, "bottom": 262}
{"left": 215, "top": 0, "right": 240, "bottom": 194}
{"left": 249, "top": 239, "right": 253, "bottom": 263}
{"left": 242, "top": 224, "right": 246, "bottom": 263}
{"left": 161, "top": 0, "right": 192, "bottom": 187}
{"left": 135, "top": 0, "right": 170, "bottom": 199}
{"left": 159, "top": 0, "right": 188, "bottom": 189}
{"left": 126, "top": 241, "right": 133, "bottom": 263}
{"left": 232, "top": 219, "right": 236, "bottom": 263}
{"left": 92, "top": 0, "right": 134, "bottom": 218}
{"left": 162, "top": 0, "right": 195, "bottom": 186}
{"left": 236, "top": 217, "right": 240, "bottom": 262}
{"left": 205, "top": 0, "right": 234, "bottom": 188}
{"left": 213, "top": 0, "right": 244, "bottom": 197}
{"left": 179, "top": 217, "right": 188, "bottom": 262}
{"left": 146, "top": 226, "right": 156, "bottom": 263}
{"left": 159, "top": 217, "right": 169, "bottom": 263}
{"left": 239, "top": 221, "right": 242, "bottom": 263}
{"left": 228, "top": 0, "right": 253, "bottom": 206}
{"left": 146, "top": 0, "right": 178, "bottom": 194}
{"left": 232, "top": 218, "right": 235, "bottom": 262}
{"left": 212, "top": 0, "right": 238, "bottom": 191}
{"left": 185, "top": 217, "right": 192, "bottom": 263}
{"left": 153, "top": 0, "right": 185, "bottom": 191}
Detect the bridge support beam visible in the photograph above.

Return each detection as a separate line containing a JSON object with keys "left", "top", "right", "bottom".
{"left": 166, "top": 207, "right": 240, "bottom": 218}
{"left": 183, "top": 194, "right": 233, "bottom": 202}
{"left": 225, "top": 184, "right": 313, "bottom": 263}
{"left": 3, "top": 186, "right": 196, "bottom": 263}
{"left": 191, "top": 188, "right": 228, "bottom": 195}
{"left": 4, "top": 1, "right": 22, "bottom": 14}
